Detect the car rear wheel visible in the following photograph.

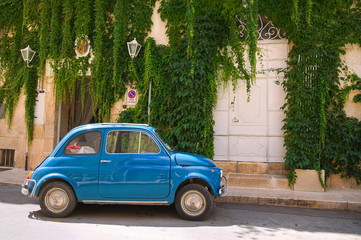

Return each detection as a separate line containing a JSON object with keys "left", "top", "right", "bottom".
{"left": 39, "top": 182, "right": 77, "bottom": 218}
{"left": 175, "top": 184, "right": 213, "bottom": 221}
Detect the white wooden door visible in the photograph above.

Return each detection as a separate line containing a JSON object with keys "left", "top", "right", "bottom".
{"left": 213, "top": 39, "right": 289, "bottom": 163}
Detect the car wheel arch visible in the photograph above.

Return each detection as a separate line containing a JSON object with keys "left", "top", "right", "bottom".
{"left": 36, "top": 178, "right": 78, "bottom": 200}
{"left": 175, "top": 177, "right": 215, "bottom": 197}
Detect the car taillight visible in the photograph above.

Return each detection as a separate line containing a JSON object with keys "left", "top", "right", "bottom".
{"left": 26, "top": 171, "right": 33, "bottom": 179}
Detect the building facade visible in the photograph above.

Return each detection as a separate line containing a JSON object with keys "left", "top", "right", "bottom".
{"left": 1, "top": 1, "right": 360, "bottom": 176}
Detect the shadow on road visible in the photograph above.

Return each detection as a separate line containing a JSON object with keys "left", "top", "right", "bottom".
{"left": 2, "top": 183, "right": 360, "bottom": 236}
{"left": 26, "top": 202, "right": 361, "bottom": 236}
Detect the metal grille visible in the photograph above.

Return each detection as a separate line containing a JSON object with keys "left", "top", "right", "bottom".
{"left": 298, "top": 55, "right": 321, "bottom": 89}
{"left": 0, "top": 149, "right": 15, "bottom": 167}
{"left": 237, "top": 15, "right": 286, "bottom": 40}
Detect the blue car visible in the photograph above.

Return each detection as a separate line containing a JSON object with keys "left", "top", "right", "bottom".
{"left": 22, "top": 123, "right": 228, "bottom": 220}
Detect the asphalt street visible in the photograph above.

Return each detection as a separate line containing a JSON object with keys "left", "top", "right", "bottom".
{"left": 0, "top": 183, "right": 360, "bottom": 240}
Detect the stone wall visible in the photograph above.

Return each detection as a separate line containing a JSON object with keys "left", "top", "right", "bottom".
{"left": 342, "top": 44, "right": 361, "bottom": 121}
{"left": 0, "top": 62, "right": 57, "bottom": 170}
{"left": 0, "top": 92, "right": 27, "bottom": 169}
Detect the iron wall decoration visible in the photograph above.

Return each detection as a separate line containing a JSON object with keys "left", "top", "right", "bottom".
{"left": 238, "top": 15, "right": 286, "bottom": 40}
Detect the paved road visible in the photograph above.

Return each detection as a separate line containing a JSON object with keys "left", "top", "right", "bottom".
{"left": 1, "top": 184, "right": 360, "bottom": 240}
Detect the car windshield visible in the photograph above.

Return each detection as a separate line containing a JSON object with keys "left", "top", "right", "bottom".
{"left": 154, "top": 129, "right": 174, "bottom": 151}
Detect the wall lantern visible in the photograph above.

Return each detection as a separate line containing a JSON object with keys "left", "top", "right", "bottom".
{"left": 127, "top": 38, "right": 142, "bottom": 59}
{"left": 20, "top": 45, "right": 36, "bottom": 67}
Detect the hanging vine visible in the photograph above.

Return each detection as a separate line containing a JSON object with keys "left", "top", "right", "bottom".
{"left": 54, "top": 0, "right": 77, "bottom": 101}
{"left": 0, "top": 0, "right": 156, "bottom": 142}
{"left": 39, "top": 0, "right": 50, "bottom": 76}
{"left": 0, "top": 0, "right": 360, "bottom": 186}
{"left": 261, "top": 0, "right": 361, "bottom": 186}
{"left": 113, "top": 0, "right": 128, "bottom": 99}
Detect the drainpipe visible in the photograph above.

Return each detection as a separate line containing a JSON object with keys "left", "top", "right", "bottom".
{"left": 56, "top": 97, "right": 62, "bottom": 144}
{"left": 25, "top": 136, "right": 28, "bottom": 171}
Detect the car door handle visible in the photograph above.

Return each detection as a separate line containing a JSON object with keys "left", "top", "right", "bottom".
{"left": 100, "top": 160, "right": 112, "bottom": 163}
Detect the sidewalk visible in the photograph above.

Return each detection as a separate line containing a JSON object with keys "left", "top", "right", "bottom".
{"left": 1, "top": 167, "right": 360, "bottom": 212}
{"left": 215, "top": 187, "right": 361, "bottom": 212}
{"left": 0, "top": 167, "right": 30, "bottom": 186}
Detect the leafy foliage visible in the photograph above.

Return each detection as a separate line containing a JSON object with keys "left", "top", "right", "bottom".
{"left": 119, "top": 1, "right": 248, "bottom": 157}
{"left": 260, "top": 0, "right": 361, "bottom": 187}
{"left": 0, "top": 0, "right": 156, "bottom": 143}
{"left": 0, "top": 0, "right": 360, "bottom": 187}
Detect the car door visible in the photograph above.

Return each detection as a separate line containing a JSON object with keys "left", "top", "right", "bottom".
{"left": 98, "top": 129, "right": 171, "bottom": 199}
{"left": 56, "top": 130, "right": 103, "bottom": 200}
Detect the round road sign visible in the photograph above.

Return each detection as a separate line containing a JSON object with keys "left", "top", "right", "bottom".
{"left": 128, "top": 90, "right": 136, "bottom": 99}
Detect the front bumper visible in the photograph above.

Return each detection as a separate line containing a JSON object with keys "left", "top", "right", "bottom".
{"left": 21, "top": 179, "right": 37, "bottom": 197}
{"left": 219, "top": 176, "right": 228, "bottom": 197}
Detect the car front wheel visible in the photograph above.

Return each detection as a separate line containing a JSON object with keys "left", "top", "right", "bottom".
{"left": 175, "top": 184, "right": 213, "bottom": 221}
{"left": 39, "top": 182, "right": 77, "bottom": 218}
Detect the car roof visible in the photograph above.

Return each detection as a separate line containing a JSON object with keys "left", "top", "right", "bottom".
{"left": 72, "top": 123, "right": 155, "bottom": 132}
{"left": 51, "top": 123, "right": 161, "bottom": 157}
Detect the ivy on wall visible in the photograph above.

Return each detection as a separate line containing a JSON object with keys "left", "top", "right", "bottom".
{"left": 0, "top": 0, "right": 361, "bottom": 186}
{"left": 118, "top": 0, "right": 258, "bottom": 157}
{"left": 0, "top": 0, "right": 155, "bottom": 142}
{"left": 120, "top": 0, "right": 361, "bottom": 185}
{"left": 260, "top": 0, "right": 361, "bottom": 186}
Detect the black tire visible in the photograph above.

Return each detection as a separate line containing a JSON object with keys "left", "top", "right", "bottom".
{"left": 39, "top": 182, "right": 77, "bottom": 218}
{"left": 175, "top": 184, "right": 213, "bottom": 221}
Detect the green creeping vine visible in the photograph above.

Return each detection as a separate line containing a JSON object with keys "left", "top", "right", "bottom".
{"left": 0, "top": 0, "right": 361, "bottom": 186}
{"left": 0, "top": 0, "right": 155, "bottom": 144}
{"left": 119, "top": 0, "right": 260, "bottom": 158}
{"left": 262, "top": 0, "right": 361, "bottom": 187}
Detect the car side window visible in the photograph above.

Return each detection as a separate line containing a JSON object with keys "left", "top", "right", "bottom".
{"left": 64, "top": 131, "right": 101, "bottom": 155}
{"left": 140, "top": 133, "right": 160, "bottom": 153}
{"left": 106, "top": 131, "right": 160, "bottom": 154}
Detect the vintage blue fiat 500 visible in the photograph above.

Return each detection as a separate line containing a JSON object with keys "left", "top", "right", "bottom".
{"left": 22, "top": 123, "right": 228, "bottom": 220}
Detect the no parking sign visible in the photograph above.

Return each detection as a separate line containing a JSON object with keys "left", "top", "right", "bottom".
{"left": 127, "top": 89, "right": 137, "bottom": 106}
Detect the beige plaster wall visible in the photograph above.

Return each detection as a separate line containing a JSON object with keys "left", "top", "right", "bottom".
{"left": 0, "top": 91, "right": 27, "bottom": 169}
{"left": 148, "top": 1, "right": 169, "bottom": 46}
{"left": 110, "top": 98, "right": 127, "bottom": 123}
{"left": 341, "top": 44, "right": 361, "bottom": 120}
{"left": 27, "top": 70, "right": 57, "bottom": 169}
{"left": 0, "top": 63, "right": 57, "bottom": 170}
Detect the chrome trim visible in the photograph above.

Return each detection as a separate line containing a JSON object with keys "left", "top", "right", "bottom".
{"left": 21, "top": 179, "right": 37, "bottom": 197}
{"left": 101, "top": 123, "right": 149, "bottom": 126}
{"left": 219, "top": 176, "right": 228, "bottom": 197}
{"left": 82, "top": 200, "right": 169, "bottom": 205}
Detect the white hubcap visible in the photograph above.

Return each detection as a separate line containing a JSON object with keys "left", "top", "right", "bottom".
{"left": 45, "top": 188, "right": 69, "bottom": 213}
{"left": 181, "top": 190, "right": 206, "bottom": 216}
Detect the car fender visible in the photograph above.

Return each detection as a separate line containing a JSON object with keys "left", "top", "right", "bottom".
{"left": 33, "top": 173, "right": 77, "bottom": 197}
{"left": 171, "top": 171, "right": 219, "bottom": 199}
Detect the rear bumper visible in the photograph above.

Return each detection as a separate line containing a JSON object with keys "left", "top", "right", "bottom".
{"left": 21, "top": 179, "right": 37, "bottom": 197}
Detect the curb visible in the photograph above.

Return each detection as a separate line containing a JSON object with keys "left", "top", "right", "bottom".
{"left": 214, "top": 187, "right": 361, "bottom": 212}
